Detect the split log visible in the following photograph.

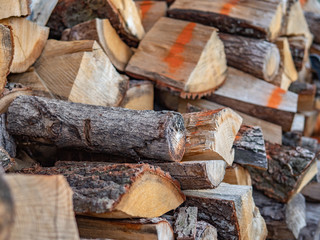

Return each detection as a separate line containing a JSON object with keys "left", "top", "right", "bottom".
{"left": 177, "top": 98, "right": 283, "bottom": 144}
{"left": 291, "top": 113, "right": 306, "bottom": 133}
{"left": 195, "top": 221, "right": 218, "bottom": 240}
{"left": 174, "top": 207, "right": 197, "bottom": 240}
{"left": 207, "top": 67, "right": 298, "bottom": 131}
{"left": 34, "top": 40, "right": 129, "bottom": 107}
{"left": 223, "top": 164, "right": 252, "bottom": 186}
{"left": 0, "top": 173, "right": 14, "bottom": 240}
{"left": 77, "top": 216, "right": 174, "bottom": 240}
{"left": 219, "top": 33, "right": 280, "bottom": 82}
{"left": 47, "top": 0, "right": 145, "bottom": 47}
{"left": 233, "top": 125, "right": 268, "bottom": 170}
{"left": 7, "top": 96, "right": 186, "bottom": 162}
{"left": 168, "top": 0, "right": 284, "bottom": 41}
{"left": 0, "top": 17, "right": 49, "bottom": 73}
{"left": 135, "top": 1, "right": 167, "bottom": 33}
{"left": 305, "top": 11, "right": 320, "bottom": 44}
{"left": 288, "top": 35, "right": 309, "bottom": 71}
{"left": 61, "top": 19, "right": 133, "bottom": 72}
{"left": 298, "top": 202, "right": 320, "bottom": 239}
{"left": 120, "top": 80, "right": 154, "bottom": 110}
{"left": 184, "top": 183, "right": 267, "bottom": 240}
{"left": 303, "top": 110, "right": 319, "bottom": 137}
{"left": 0, "top": 25, "right": 13, "bottom": 94}
{"left": 182, "top": 109, "right": 242, "bottom": 165}
{"left": 4, "top": 174, "right": 80, "bottom": 240}
{"left": 248, "top": 142, "right": 318, "bottom": 203}
{"left": 253, "top": 191, "right": 306, "bottom": 240}
{"left": 0, "top": 0, "right": 29, "bottom": 20}
{"left": 126, "top": 17, "right": 227, "bottom": 98}
{"left": 22, "top": 164, "right": 185, "bottom": 218}
{"left": 27, "top": 0, "right": 58, "bottom": 26}
{"left": 289, "top": 81, "right": 316, "bottom": 112}
{"left": 301, "top": 181, "right": 320, "bottom": 202}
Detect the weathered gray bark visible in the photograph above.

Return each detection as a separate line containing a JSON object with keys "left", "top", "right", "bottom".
{"left": 305, "top": 11, "right": 320, "bottom": 44}
{"left": 174, "top": 207, "right": 197, "bottom": 240}
{"left": 7, "top": 96, "right": 186, "bottom": 162}
{"left": 195, "top": 221, "right": 218, "bottom": 240}
{"left": 298, "top": 202, "right": 320, "bottom": 240}
{"left": 283, "top": 131, "right": 318, "bottom": 153}
{"left": 0, "top": 114, "right": 16, "bottom": 158}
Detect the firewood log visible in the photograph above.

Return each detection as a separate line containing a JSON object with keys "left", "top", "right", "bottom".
{"left": 47, "top": 0, "right": 145, "bottom": 47}
{"left": 61, "top": 19, "right": 133, "bottom": 72}
{"left": 4, "top": 174, "right": 80, "bottom": 240}
{"left": 219, "top": 33, "right": 280, "bottom": 82}
{"left": 223, "top": 163, "right": 252, "bottom": 186}
{"left": 305, "top": 11, "right": 320, "bottom": 45}
{"left": 22, "top": 163, "right": 185, "bottom": 218}
{"left": 173, "top": 207, "right": 197, "bottom": 240}
{"left": 135, "top": 1, "right": 167, "bottom": 33}
{"left": 168, "top": 0, "right": 284, "bottom": 41}
{"left": 27, "top": 0, "right": 58, "bottom": 26}
{"left": 253, "top": 191, "right": 306, "bottom": 240}
{"left": 301, "top": 181, "right": 320, "bottom": 202}
{"left": 233, "top": 125, "right": 268, "bottom": 170}
{"left": 0, "top": 0, "right": 29, "bottom": 20}
{"left": 248, "top": 142, "right": 318, "bottom": 203}
{"left": 298, "top": 202, "right": 320, "bottom": 239}
{"left": 195, "top": 221, "right": 218, "bottom": 240}
{"left": 0, "top": 25, "right": 13, "bottom": 94}
{"left": 207, "top": 67, "right": 298, "bottom": 131}
{"left": 34, "top": 40, "right": 129, "bottom": 107}
{"left": 7, "top": 96, "right": 186, "bottom": 162}
{"left": 0, "top": 113, "right": 16, "bottom": 171}
{"left": 288, "top": 36, "right": 309, "bottom": 72}
{"left": 303, "top": 110, "right": 319, "bottom": 137}
{"left": 184, "top": 183, "right": 267, "bottom": 240}
{"left": 283, "top": 131, "right": 318, "bottom": 153}
{"left": 126, "top": 17, "right": 227, "bottom": 98}
{"left": 182, "top": 109, "right": 242, "bottom": 165}
{"left": 0, "top": 173, "right": 14, "bottom": 240}
{"left": 0, "top": 17, "right": 49, "bottom": 73}
{"left": 289, "top": 81, "right": 316, "bottom": 112}
{"left": 77, "top": 216, "right": 174, "bottom": 240}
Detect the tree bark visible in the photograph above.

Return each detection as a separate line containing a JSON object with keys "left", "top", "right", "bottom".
{"left": 195, "top": 221, "right": 218, "bottom": 240}
{"left": 7, "top": 96, "right": 186, "bottom": 162}
{"left": 22, "top": 163, "right": 185, "bottom": 218}
{"left": 288, "top": 36, "right": 309, "bottom": 72}
{"left": 0, "top": 25, "right": 13, "bottom": 94}
{"left": 305, "top": 11, "right": 320, "bottom": 44}
{"left": 27, "top": 0, "right": 58, "bottom": 26}
{"left": 174, "top": 207, "right": 197, "bottom": 240}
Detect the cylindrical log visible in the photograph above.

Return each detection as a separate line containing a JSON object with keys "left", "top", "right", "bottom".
{"left": 219, "top": 33, "right": 280, "bottom": 82}
{"left": 7, "top": 96, "right": 186, "bottom": 162}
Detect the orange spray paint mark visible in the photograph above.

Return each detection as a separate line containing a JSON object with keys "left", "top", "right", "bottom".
{"left": 164, "top": 22, "right": 196, "bottom": 73}
{"left": 140, "top": 1, "right": 153, "bottom": 20}
{"left": 299, "top": 0, "right": 307, "bottom": 6}
{"left": 220, "top": 0, "right": 240, "bottom": 15}
{"left": 267, "top": 88, "right": 286, "bottom": 109}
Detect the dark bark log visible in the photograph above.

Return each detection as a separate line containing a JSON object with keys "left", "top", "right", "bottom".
{"left": 195, "top": 221, "right": 218, "bottom": 240}
{"left": 174, "top": 207, "right": 197, "bottom": 240}
{"left": 21, "top": 163, "right": 185, "bottom": 218}
{"left": 219, "top": 33, "right": 280, "bottom": 82}
{"left": 283, "top": 131, "right": 318, "bottom": 153}
{"left": 248, "top": 142, "right": 317, "bottom": 203}
{"left": 288, "top": 36, "right": 308, "bottom": 71}
{"left": 305, "top": 11, "right": 320, "bottom": 44}
{"left": 0, "top": 174, "right": 14, "bottom": 240}
{"left": 233, "top": 125, "right": 268, "bottom": 170}
{"left": 7, "top": 96, "right": 186, "bottom": 162}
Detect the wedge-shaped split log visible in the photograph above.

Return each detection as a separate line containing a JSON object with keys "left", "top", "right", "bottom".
{"left": 223, "top": 164, "right": 252, "bottom": 186}
{"left": 184, "top": 183, "right": 267, "bottom": 240}
{"left": 0, "top": 0, "right": 30, "bottom": 20}
{"left": 0, "top": 25, "right": 13, "bottom": 94}
{"left": 207, "top": 67, "right": 298, "bottom": 131}
{"left": 233, "top": 125, "right": 268, "bottom": 170}
{"left": 182, "top": 109, "right": 242, "bottom": 165}
{"left": 7, "top": 96, "right": 186, "bottom": 162}
{"left": 61, "top": 19, "right": 133, "bottom": 72}
{"left": 168, "top": 0, "right": 284, "bottom": 41}
{"left": 77, "top": 216, "right": 174, "bottom": 240}
{"left": 4, "top": 174, "right": 80, "bottom": 240}
{"left": 47, "top": 0, "right": 144, "bottom": 47}
{"left": 248, "top": 142, "right": 318, "bottom": 203}
{"left": 33, "top": 40, "right": 129, "bottom": 107}
{"left": 22, "top": 164, "right": 185, "bottom": 218}
{"left": 0, "top": 17, "right": 49, "bottom": 73}
{"left": 126, "top": 17, "right": 227, "bottom": 98}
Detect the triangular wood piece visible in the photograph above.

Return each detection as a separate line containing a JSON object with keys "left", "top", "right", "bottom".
{"left": 0, "top": 0, "right": 30, "bottom": 20}
{"left": 61, "top": 18, "right": 133, "bottom": 71}
{"left": 22, "top": 164, "right": 185, "bottom": 218}
{"left": 223, "top": 163, "right": 252, "bottom": 186}
{"left": 168, "top": 0, "right": 284, "bottom": 41}
{"left": 0, "top": 25, "right": 13, "bottom": 94}
{"left": 182, "top": 109, "right": 242, "bottom": 165}
{"left": 126, "top": 17, "right": 227, "bottom": 98}
{"left": 0, "top": 17, "right": 49, "bottom": 73}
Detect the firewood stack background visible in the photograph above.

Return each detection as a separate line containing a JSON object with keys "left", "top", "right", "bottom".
{"left": 1, "top": 0, "right": 320, "bottom": 239}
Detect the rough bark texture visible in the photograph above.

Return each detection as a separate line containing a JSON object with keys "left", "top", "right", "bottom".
{"left": 195, "top": 221, "right": 218, "bottom": 240}
{"left": 248, "top": 142, "right": 316, "bottom": 203}
{"left": 305, "top": 11, "right": 320, "bottom": 44}
{"left": 174, "top": 207, "right": 197, "bottom": 240}
{"left": 0, "top": 174, "right": 14, "bottom": 240}
{"left": 288, "top": 36, "right": 308, "bottom": 71}
{"left": 0, "top": 24, "right": 13, "bottom": 94}
{"left": 0, "top": 114, "right": 16, "bottom": 158}
{"left": 233, "top": 125, "right": 268, "bottom": 170}
{"left": 283, "top": 131, "right": 318, "bottom": 153}
{"left": 7, "top": 96, "right": 186, "bottom": 162}
{"left": 219, "top": 33, "right": 280, "bottom": 82}
{"left": 21, "top": 163, "right": 185, "bottom": 217}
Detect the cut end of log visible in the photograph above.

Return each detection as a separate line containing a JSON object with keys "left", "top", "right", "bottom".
{"left": 264, "top": 44, "right": 281, "bottom": 82}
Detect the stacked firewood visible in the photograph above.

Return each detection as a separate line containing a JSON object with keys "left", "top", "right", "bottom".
{"left": 0, "top": 0, "right": 320, "bottom": 239}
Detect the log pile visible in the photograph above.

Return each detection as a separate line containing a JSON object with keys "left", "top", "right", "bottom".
{"left": 0, "top": 0, "right": 320, "bottom": 239}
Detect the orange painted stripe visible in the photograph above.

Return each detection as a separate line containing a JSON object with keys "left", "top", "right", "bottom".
{"left": 267, "top": 88, "right": 286, "bottom": 109}
{"left": 140, "top": 1, "right": 153, "bottom": 20}
{"left": 220, "top": 0, "right": 240, "bottom": 15}
{"left": 299, "top": 0, "right": 307, "bottom": 6}
{"left": 164, "top": 22, "right": 196, "bottom": 73}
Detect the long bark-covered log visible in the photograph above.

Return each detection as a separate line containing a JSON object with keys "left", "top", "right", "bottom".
{"left": 248, "top": 142, "right": 318, "bottom": 203}
{"left": 305, "top": 11, "right": 320, "bottom": 44}
{"left": 233, "top": 125, "right": 268, "bottom": 170}
{"left": 76, "top": 216, "right": 174, "bottom": 240}
{"left": 174, "top": 207, "right": 197, "bottom": 240}
{"left": 22, "top": 163, "right": 185, "bottom": 218}
{"left": 7, "top": 96, "right": 186, "bottom": 162}
{"left": 219, "top": 33, "right": 280, "bottom": 82}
